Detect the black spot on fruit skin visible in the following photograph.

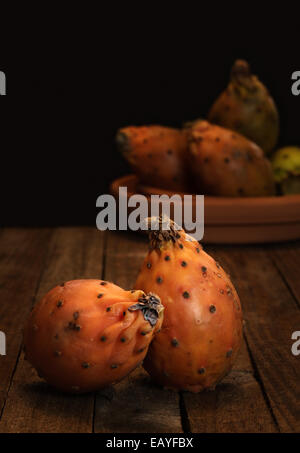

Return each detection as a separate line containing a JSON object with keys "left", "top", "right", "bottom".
{"left": 183, "top": 291, "right": 190, "bottom": 299}
{"left": 73, "top": 311, "right": 79, "bottom": 320}
{"left": 147, "top": 262, "right": 152, "bottom": 269}
{"left": 165, "top": 255, "right": 170, "bottom": 261}
{"left": 156, "top": 276, "right": 163, "bottom": 284}
{"left": 226, "top": 349, "right": 233, "bottom": 358}
{"left": 171, "top": 338, "right": 179, "bottom": 347}
{"left": 82, "top": 362, "right": 90, "bottom": 369}
{"left": 100, "top": 336, "right": 107, "bottom": 342}
{"left": 209, "top": 305, "right": 216, "bottom": 313}
{"left": 198, "top": 367, "right": 206, "bottom": 374}
{"left": 68, "top": 322, "right": 81, "bottom": 331}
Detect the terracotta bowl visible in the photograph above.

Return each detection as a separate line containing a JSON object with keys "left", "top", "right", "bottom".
{"left": 110, "top": 174, "right": 300, "bottom": 244}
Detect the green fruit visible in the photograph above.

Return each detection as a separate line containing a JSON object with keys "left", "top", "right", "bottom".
{"left": 208, "top": 60, "right": 279, "bottom": 154}
{"left": 271, "top": 147, "right": 300, "bottom": 194}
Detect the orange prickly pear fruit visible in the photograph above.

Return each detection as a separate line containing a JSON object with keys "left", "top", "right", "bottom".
{"left": 116, "top": 125, "right": 189, "bottom": 191}
{"left": 23, "top": 279, "right": 164, "bottom": 393}
{"left": 208, "top": 59, "right": 279, "bottom": 154}
{"left": 187, "top": 120, "right": 276, "bottom": 197}
{"left": 135, "top": 217, "right": 243, "bottom": 393}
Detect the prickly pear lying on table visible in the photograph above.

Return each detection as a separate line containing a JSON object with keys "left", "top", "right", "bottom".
{"left": 135, "top": 216, "right": 243, "bottom": 393}
{"left": 186, "top": 120, "right": 276, "bottom": 197}
{"left": 116, "top": 125, "right": 189, "bottom": 191}
{"left": 23, "top": 279, "right": 164, "bottom": 393}
{"left": 208, "top": 59, "right": 279, "bottom": 154}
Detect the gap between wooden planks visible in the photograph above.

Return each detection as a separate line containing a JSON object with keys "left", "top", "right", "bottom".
{"left": 94, "top": 231, "right": 278, "bottom": 433}
{"left": 94, "top": 231, "right": 183, "bottom": 433}
{"left": 0, "top": 228, "right": 298, "bottom": 433}
{"left": 0, "top": 227, "right": 105, "bottom": 433}
{"left": 0, "top": 228, "right": 52, "bottom": 418}
{"left": 208, "top": 243, "right": 300, "bottom": 433}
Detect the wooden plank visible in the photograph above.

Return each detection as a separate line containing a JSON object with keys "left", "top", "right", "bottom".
{"left": 0, "top": 228, "right": 52, "bottom": 417}
{"left": 182, "top": 339, "right": 277, "bottom": 433}
{"left": 94, "top": 231, "right": 183, "bottom": 433}
{"left": 182, "top": 244, "right": 278, "bottom": 433}
{"left": 210, "top": 245, "right": 300, "bottom": 433}
{"left": 0, "top": 227, "right": 105, "bottom": 433}
{"left": 267, "top": 241, "right": 300, "bottom": 308}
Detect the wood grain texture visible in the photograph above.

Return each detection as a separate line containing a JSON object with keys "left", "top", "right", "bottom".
{"left": 0, "top": 228, "right": 52, "bottom": 417}
{"left": 182, "top": 244, "right": 279, "bottom": 433}
{"left": 0, "top": 227, "right": 104, "bottom": 433}
{"left": 267, "top": 241, "right": 300, "bottom": 309}
{"left": 182, "top": 340, "right": 278, "bottom": 433}
{"left": 94, "top": 231, "right": 183, "bottom": 433}
{"left": 210, "top": 245, "right": 300, "bottom": 433}
{"left": 0, "top": 228, "right": 298, "bottom": 433}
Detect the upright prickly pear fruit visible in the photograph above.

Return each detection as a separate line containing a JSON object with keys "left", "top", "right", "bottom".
{"left": 208, "top": 60, "right": 279, "bottom": 154}
{"left": 23, "top": 280, "right": 164, "bottom": 393}
{"left": 135, "top": 217, "right": 243, "bottom": 393}
{"left": 271, "top": 146, "right": 300, "bottom": 194}
{"left": 187, "top": 120, "right": 276, "bottom": 197}
{"left": 116, "top": 125, "right": 189, "bottom": 191}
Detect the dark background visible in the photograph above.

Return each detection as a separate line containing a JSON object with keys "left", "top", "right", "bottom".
{"left": 1, "top": 15, "right": 300, "bottom": 226}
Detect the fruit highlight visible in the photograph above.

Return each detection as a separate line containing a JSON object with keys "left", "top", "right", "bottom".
{"left": 116, "top": 125, "right": 189, "bottom": 191}
{"left": 23, "top": 279, "right": 164, "bottom": 393}
{"left": 186, "top": 120, "right": 276, "bottom": 197}
{"left": 135, "top": 216, "right": 243, "bottom": 392}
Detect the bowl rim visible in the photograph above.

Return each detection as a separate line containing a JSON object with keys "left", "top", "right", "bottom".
{"left": 110, "top": 174, "right": 300, "bottom": 225}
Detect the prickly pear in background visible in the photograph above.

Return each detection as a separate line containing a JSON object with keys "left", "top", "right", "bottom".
{"left": 187, "top": 120, "right": 276, "bottom": 197}
{"left": 208, "top": 60, "right": 279, "bottom": 154}
{"left": 135, "top": 217, "right": 243, "bottom": 393}
{"left": 116, "top": 125, "right": 189, "bottom": 191}
{"left": 24, "top": 280, "right": 164, "bottom": 393}
{"left": 271, "top": 147, "right": 300, "bottom": 194}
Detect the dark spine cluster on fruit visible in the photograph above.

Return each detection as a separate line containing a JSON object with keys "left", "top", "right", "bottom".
{"left": 128, "top": 293, "right": 162, "bottom": 327}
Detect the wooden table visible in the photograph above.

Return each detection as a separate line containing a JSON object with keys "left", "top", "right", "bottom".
{"left": 0, "top": 227, "right": 299, "bottom": 433}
